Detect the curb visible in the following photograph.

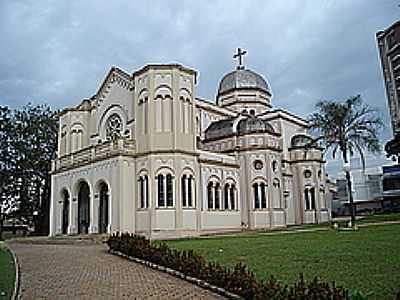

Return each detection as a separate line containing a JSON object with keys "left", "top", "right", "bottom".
{"left": 10, "top": 246, "right": 20, "bottom": 300}
{"left": 110, "top": 249, "right": 241, "bottom": 299}
{"left": 0, "top": 242, "right": 20, "bottom": 300}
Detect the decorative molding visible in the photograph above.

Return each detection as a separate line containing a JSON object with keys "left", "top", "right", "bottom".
{"left": 95, "top": 67, "right": 134, "bottom": 108}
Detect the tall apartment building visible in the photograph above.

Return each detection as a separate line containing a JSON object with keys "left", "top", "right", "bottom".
{"left": 377, "top": 21, "right": 400, "bottom": 137}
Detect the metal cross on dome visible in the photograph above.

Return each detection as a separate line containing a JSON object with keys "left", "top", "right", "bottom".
{"left": 233, "top": 47, "right": 247, "bottom": 70}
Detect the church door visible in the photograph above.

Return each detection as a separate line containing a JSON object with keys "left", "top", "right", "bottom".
{"left": 78, "top": 182, "right": 90, "bottom": 234}
{"left": 98, "top": 183, "right": 109, "bottom": 234}
{"left": 62, "top": 190, "right": 69, "bottom": 234}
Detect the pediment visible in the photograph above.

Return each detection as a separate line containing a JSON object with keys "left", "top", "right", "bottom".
{"left": 95, "top": 67, "right": 133, "bottom": 109}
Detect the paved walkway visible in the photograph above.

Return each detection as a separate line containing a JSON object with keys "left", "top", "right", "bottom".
{"left": 9, "top": 242, "right": 225, "bottom": 300}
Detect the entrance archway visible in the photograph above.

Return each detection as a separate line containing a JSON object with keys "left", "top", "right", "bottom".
{"left": 78, "top": 181, "right": 90, "bottom": 234}
{"left": 98, "top": 182, "right": 109, "bottom": 234}
{"left": 61, "top": 189, "right": 70, "bottom": 234}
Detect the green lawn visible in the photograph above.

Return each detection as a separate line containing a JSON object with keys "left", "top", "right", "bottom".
{"left": 165, "top": 224, "right": 400, "bottom": 299}
{"left": 0, "top": 245, "right": 15, "bottom": 300}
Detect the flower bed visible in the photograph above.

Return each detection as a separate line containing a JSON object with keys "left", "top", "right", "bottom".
{"left": 107, "top": 233, "right": 351, "bottom": 300}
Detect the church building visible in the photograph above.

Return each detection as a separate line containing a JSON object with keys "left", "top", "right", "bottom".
{"left": 49, "top": 50, "right": 330, "bottom": 238}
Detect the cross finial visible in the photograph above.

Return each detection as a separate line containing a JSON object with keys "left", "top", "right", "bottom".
{"left": 233, "top": 48, "right": 247, "bottom": 70}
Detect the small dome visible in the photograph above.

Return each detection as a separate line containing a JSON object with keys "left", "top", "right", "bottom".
{"left": 204, "top": 118, "right": 235, "bottom": 140}
{"left": 291, "top": 134, "right": 313, "bottom": 148}
{"left": 218, "top": 69, "right": 270, "bottom": 96}
{"left": 237, "top": 117, "right": 275, "bottom": 135}
{"left": 205, "top": 117, "right": 276, "bottom": 141}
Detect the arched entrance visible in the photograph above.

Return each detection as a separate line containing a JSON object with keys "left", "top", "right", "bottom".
{"left": 61, "top": 189, "right": 70, "bottom": 234}
{"left": 78, "top": 181, "right": 90, "bottom": 234}
{"left": 98, "top": 182, "right": 109, "bottom": 234}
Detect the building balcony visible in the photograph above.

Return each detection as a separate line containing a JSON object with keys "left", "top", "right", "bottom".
{"left": 52, "top": 139, "right": 136, "bottom": 173}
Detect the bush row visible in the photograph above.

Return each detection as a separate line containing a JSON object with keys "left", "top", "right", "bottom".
{"left": 107, "top": 233, "right": 351, "bottom": 300}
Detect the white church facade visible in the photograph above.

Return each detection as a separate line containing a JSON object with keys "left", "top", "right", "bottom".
{"left": 49, "top": 54, "right": 330, "bottom": 238}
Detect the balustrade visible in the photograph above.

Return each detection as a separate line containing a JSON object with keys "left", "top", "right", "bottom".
{"left": 53, "top": 139, "right": 135, "bottom": 171}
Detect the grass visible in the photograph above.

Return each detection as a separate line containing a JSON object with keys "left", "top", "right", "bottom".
{"left": 165, "top": 223, "right": 400, "bottom": 299}
{"left": 0, "top": 244, "right": 15, "bottom": 300}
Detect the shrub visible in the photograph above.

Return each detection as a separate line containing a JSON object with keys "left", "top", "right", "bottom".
{"left": 107, "top": 233, "right": 352, "bottom": 300}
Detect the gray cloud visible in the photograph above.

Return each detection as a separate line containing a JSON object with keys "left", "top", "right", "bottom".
{"left": 0, "top": 0, "right": 397, "bottom": 144}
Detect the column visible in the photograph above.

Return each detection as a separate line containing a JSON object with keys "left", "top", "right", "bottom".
{"left": 69, "top": 197, "right": 78, "bottom": 234}
{"left": 211, "top": 183, "right": 215, "bottom": 210}
{"left": 107, "top": 191, "right": 112, "bottom": 233}
{"left": 57, "top": 201, "right": 63, "bottom": 234}
{"left": 89, "top": 192, "right": 96, "bottom": 234}
{"left": 227, "top": 184, "right": 231, "bottom": 210}
{"left": 163, "top": 175, "right": 167, "bottom": 207}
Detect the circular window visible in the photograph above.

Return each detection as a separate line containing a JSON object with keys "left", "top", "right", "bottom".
{"left": 272, "top": 160, "right": 278, "bottom": 173}
{"left": 253, "top": 160, "right": 263, "bottom": 170}
{"left": 304, "top": 169, "right": 312, "bottom": 179}
{"left": 106, "top": 114, "right": 123, "bottom": 139}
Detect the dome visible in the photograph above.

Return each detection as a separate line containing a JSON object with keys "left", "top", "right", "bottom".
{"left": 204, "top": 117, "right": 275, "bottom": 141}
{"left": 218, "top": 69, "right": 270, "bottom": 96}
{"left": 291, "top": 134, "right": 314, "bottom": 148}
{"left": 204, "top": 118, "right": 235, "bottom": 141}
{"left": 237, "top": 117, "right": 275, "bottom": 135}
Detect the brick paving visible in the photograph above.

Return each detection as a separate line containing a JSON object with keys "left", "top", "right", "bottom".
{"left": 9, "top": 242, "right": 225, "bottom": 300}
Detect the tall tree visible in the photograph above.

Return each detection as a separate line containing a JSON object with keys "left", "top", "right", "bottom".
{"left": 0, "top": 104, "right": 58, "bottom": 238}
{"left": 308, "top": 95, "right": 383, "bottom": 226}
{"left": 0, "top": 106, "right": 14, "bottom": 240}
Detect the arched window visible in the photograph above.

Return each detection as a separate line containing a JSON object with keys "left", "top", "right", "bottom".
{"left": 214, "top": 183, "right": 220, "bottom": 209}
{"left": 139, "top": 175, "right": 149, "bottom": 208}
{"left": 61, "top": 189, "right": 70, "bottom": 234}
{"left": 98, "top": 182, "right": 109, "bottom": 234}
{"left": 182, "top": 174, "right": 194, "bottom": 208}
{"left": 304, "top": 187, "right": 316, "bottom": 210}
{"left": 254, "top": 181, "right": 268, "bottom": 209}
{"left": 157, "top": 174, "right": 165, "bottom": 207}
{"left": 224, "top": 183, "right": 236, "bottom": 210}
{"left": 207, "top": 180, "right": 221, "bottom": 210}
{"left": 138, "top": 94, "right": 149, "bottom": 135}
{"left": 253, "top": 183, "right": 260, "bottom": 209}
{"left": 157, "top": 172, "right": 174, "bottom": 208}
{"left": 310, "top": 187, "right": 316, "bottom": 210}
{"left": 166, "top": 174, "right": 173, "bottom": 207}
{"left": 207, "top": 182, "right": 213, "bottom": 210}
{"left": 273, "top": 179, "right": 281, "bottom": 208}
{"left": 71, "top": 129, "right": 83, "bottom": 152}
{"left": 60, "top": 131, "right": 67, "bottom": 154}
{"left": 181, "top": 174, "right": 187, "bottom": 207}
{"left": 260, "top": 182, "right": 267, "bottom": 209}
{"left": 229, "top": 185, "right": 235, "bottom": 210}
{"left": 224, "top": 184, "right": 229, "bottom": 209}
{"left": 188, "top": 175, "right": 193, "bottom": 207}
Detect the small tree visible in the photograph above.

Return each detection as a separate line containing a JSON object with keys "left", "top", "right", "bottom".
{"left": 308, "top": 95, "right": 383, "bottom": 226}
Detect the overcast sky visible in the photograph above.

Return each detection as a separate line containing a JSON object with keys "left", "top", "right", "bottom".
{"left": 0, "top": 1, "right": 397, "bottom": 147}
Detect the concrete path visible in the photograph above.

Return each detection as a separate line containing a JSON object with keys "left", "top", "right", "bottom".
{"left": 9, "top": 242, "right": 225, "bottom": 300}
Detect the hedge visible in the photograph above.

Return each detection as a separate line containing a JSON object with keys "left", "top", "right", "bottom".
{"left": 107, "top": 233, "right": 352, "bottom": 300}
